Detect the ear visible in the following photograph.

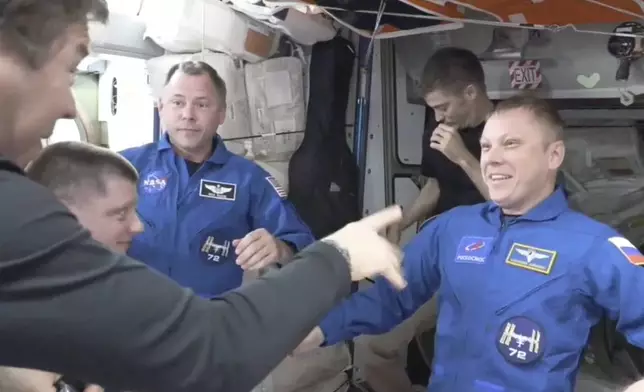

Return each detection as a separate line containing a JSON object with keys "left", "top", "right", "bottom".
{"left": 547, "top": 140, "right": 566, "bottom": 170}
{"left": 463, "top": 84, "right": 478, "bottom": 101}
{"left": 217, "top": 104, "right": 227, "bottom": 126}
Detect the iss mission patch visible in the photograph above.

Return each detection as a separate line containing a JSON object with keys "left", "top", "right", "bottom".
{"left": 496, "top": 316, "right": 544, "bottom": 365}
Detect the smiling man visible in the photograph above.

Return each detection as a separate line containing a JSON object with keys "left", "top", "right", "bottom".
{"left": 372, "top": 46, "right": 493, "bottom": 392}
{"left": 0, "top": 2, "right": 407, "bottom": 391}
{"left": 1, "top": 141, "right": 146, "bottom": 392}
{"left": 27, "top": 141, "right": 144, "bottom": 253}
{"left": 294, "top": 93, "right": 644, "bottom": 392}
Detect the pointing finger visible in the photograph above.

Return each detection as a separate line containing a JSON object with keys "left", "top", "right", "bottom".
{"left": 359, "top": 205, "right": 403, "bottom": 232}
{"left": 382, "top": 262, "right": 407, "bottom": 290}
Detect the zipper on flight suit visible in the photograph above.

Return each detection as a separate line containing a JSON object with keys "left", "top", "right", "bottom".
{"left": 453, "top": 217, "right": 514, "bottom": 389}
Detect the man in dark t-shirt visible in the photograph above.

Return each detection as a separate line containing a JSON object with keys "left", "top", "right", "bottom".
{"left": 419, "top": 111, "right": 486, "bottom": 214}
{"left": 363, "top": 47, "right": 494, "bottom": 392}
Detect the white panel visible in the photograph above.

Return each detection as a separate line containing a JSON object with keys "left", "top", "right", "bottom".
{"left": 245, "top": 57, "right": 306, "bottom": 161}
{"left": 89, "top": 13, "right": 164, "bottom": 59}
{"left": 105, "top": 0, "right": 144, "bottom": 16}
{"left": 228, "top": 2, "right": 337, "bottom": 46}
{"left": 394, "top": 53, "right": 426, "bottom": 166}
{"left": 394, "top": 177, "right": 422, "bottom": 247}
{"left": 362, "top": 42, "right": 386, "bottom": 216}
{"left": 47, "top": 119, "right": 84, "bottom": 144}
{"left": 142, "top": 0, "right": 280, "bottom": 62}
{"left": 443, "top": 24, "right": 644, "bottom": 99}
{"left": 99, "top": 58, "right": 155, "bottom": 151}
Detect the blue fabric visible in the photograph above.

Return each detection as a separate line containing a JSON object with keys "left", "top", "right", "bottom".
{"left": 120, "top": 135, "right": 315, "bottom": 298}
{"left": 319, "top": 187, "right": 644, "bottom": 391}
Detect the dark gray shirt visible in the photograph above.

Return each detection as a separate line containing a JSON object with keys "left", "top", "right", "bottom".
{"left": 0, "top": 158, "right": 351, "bottom": 392}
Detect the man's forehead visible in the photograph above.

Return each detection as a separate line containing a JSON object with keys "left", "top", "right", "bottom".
{"left": 99, "top": 177, "right": 138, "bottom": 210}
{"left": 166, "top": 72, "right": 214, "bottom": 94}
{"left": 482, "top": 109, "right": 543, "bottom": 139}
{"left": 424, "top": 89, "right": 456, "bottom": 107}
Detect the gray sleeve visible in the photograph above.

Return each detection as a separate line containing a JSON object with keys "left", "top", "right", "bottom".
{"left": 0, "top": 170, "right": 351, "bottom": 392}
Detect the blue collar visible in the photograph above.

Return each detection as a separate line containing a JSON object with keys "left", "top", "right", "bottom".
{"left": 483, "top": 186, "right": 569, "bottom": 224}
{"left": 157, "top": 133, "right": 233, "bottom": 165}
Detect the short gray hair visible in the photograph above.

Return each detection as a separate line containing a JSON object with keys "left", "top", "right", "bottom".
{"left": 26, "top": 141, "right": 138, "bottom": 205}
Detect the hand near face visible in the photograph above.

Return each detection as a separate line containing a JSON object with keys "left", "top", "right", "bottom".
{"left": 233, "top": 228, "right": 289, "bottom": 271}
{"left": 430, "top": 124, "right": 469, "bottom": 164}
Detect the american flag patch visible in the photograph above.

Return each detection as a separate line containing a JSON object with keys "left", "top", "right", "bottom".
{"left": 608, "top": 236, "right": 644, "bottom": 265}
{"left": 266, "top": 176, "right": 287, "bottom": 199}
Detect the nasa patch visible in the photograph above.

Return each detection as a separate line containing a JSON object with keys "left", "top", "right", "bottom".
{"left": 454, "top": 236, "right": 493, "bottom": 264}
{"left": 141, "top": 171, "right": 168, "bottom": 194}
{"left": 497, "top": 316, "right": 544, "bottom": 365}
{"left": 505, "top": 243, "right": 557, "bottom": 275}
{"left": 199, "top": 179, "right": 237, "bottom": 201}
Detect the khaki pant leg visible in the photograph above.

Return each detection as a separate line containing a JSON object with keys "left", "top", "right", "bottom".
{"left": 243, "top": 270, "right": 350, "bottom": 392}
{"left": 269, "top": 343, "right": 350, "bottom": 392}
{"left": 356, "top": 296, "right": 439, "bottom": 392}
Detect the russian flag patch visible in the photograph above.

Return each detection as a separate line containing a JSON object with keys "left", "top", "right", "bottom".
{"left": 608, "top": 236, "right": 644, "bottom": 266}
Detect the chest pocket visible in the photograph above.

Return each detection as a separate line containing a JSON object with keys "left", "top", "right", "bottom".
{"left": 185, "top": 180, "right": 252, "bottom": 264}
{"left": 488, "top": 241, "right": 571, "bottom": 316}
{"left": 442, "top": 234, "right": 496, "bottom": 307}
{"left": 192, "top": 227, "right": 238, "bottom": 265}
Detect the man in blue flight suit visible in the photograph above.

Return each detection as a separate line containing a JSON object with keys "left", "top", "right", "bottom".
{"left": 120, "top": 60, "right": 315, "bottom": 298}
{"left": 293, "top": 93, "right": 644, "bottom": 392}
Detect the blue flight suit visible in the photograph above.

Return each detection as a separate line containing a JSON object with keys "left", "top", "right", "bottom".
{"left": 120, "top": 135, "right": 315, "bottom": 298}
{"left": 319, "top": 188, "right": 644, "bottom": 392}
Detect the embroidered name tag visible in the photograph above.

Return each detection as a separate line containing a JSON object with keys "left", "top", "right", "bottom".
{"left": 199, "top": 179, "right": 237, "bottom": 201}
{"left": 505, "top": 243, "right": 557, "bottom": 275}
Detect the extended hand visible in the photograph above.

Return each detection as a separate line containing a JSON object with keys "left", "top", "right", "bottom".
{"left": 322, "top": 205, "right": 406, "bottom": 289}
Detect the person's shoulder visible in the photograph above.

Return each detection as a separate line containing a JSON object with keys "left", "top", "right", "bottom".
{"left": 0, "top": 169, "right": 76, "bottom": 257}
{"left": 227, "top": 156, "right": 276, "bottom": 180}
{"left": 556, "top": 210, "right": 635, "bottom": 260}
{"left": 417, "top": 203, "right": 485, "bottom": 233}
{"left": 119, "top": 143, "right": 157, "bottom": 161}
{"left": 559, "top": 209, "right": 614, "bottom": 238}
{"left": 0, "top": 167, "right": 66, "bottom": 213}
{"left": 227, "top": 153, "right": 259, "bottom": 169}
{"left": 447, "top": 202, "right": 488, "bottom": 217}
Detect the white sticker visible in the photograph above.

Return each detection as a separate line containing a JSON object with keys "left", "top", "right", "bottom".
{"left": 576, "top": 73, "right": 600, "bottom": 89}
{"left": 620, "top": 88, "right": 635, "bottom": 107}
